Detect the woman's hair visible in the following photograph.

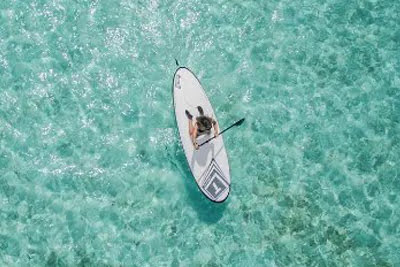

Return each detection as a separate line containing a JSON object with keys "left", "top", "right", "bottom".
{"left": 197, "top": 116, "right": 212, "bottom": 131}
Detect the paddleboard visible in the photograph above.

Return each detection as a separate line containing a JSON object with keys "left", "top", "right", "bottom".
{"left": 172, "top": 67, "right": 230, "bottom": 203}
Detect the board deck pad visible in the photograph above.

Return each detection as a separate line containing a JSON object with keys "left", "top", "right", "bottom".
{"left": 201, "top": 159, "right": 229, "bottom": 200}
{"left": 173, "top": 67, "right": 230, "bottom": 202}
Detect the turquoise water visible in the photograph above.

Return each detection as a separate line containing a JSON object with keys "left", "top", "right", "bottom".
{"left": 0, "top": 0, "right": 399, "bottom": 265}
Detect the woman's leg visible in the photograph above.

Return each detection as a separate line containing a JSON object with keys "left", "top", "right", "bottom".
{"left": 188, "top": 119, "right": 194, "bottom": 136}
{"left": 197, "top": 106, "right": 204, "bottom": 116}
{"left": 186, "top": 110, "right": 194, "bottom": 136}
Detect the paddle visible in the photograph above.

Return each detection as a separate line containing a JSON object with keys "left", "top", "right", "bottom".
{"left": 199, "top": 118, "right": 245, "bottom": 147}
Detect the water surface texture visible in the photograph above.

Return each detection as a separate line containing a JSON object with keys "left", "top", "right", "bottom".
{"left": 1, "top": 0, "right": 399, "bottom": 266}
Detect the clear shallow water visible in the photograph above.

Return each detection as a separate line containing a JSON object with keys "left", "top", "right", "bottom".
{"left": 0, "top": 0, "right": 399, "bottom": 265}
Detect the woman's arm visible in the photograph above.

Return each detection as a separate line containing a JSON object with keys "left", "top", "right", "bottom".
{"left": 213, "top": 120, "right": 219, "bottom": 137}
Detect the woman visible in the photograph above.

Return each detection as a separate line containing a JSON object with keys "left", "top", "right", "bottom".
{"left": 185, "top": 106, "right": 219, "bottom": 150}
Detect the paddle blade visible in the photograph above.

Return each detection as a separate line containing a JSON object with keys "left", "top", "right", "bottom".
{"left": 234, "top": 118, "right": 245, "bottom": 126}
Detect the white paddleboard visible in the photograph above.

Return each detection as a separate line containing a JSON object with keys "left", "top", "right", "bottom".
{"left": 173, "top": 67, "right": 230, "bottom": 203}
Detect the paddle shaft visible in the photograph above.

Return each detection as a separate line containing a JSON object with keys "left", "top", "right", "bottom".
{"left": 199, "top": 118, "right": 245, "bottom": 147}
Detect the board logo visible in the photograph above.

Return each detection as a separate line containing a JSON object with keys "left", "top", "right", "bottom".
{"left": 174, "top": 74, "right": 181, "bottom": 89}
{"left": 201, "top": 160, "right": 229, "bottom": 200}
